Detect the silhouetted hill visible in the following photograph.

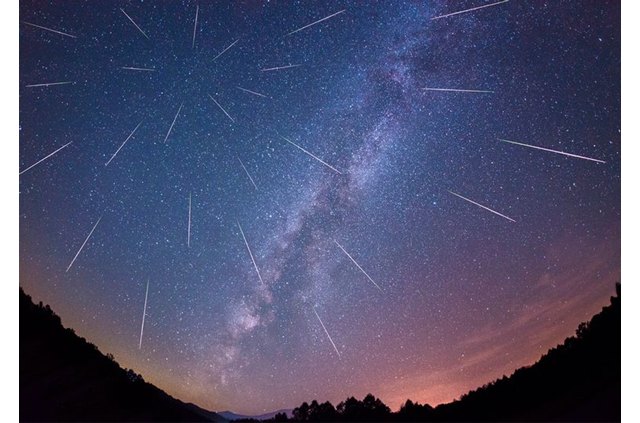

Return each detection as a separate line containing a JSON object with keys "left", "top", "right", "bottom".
{"left": 272, "top": 284, "right": 620, "bottom": 422}
{"left": 19, "top": 288, "right": 226, "bottom": 422}
{"left": 430, "top": 284, "right": 620, "bottom": 422}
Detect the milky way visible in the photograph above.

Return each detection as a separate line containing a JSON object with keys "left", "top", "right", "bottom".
{"left": 19, "top": 0, "right": 620, "bottom": 415}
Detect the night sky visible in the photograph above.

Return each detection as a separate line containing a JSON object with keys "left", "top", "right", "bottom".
{"left": 19, "top": 0, "right": 620, "bottom": 415}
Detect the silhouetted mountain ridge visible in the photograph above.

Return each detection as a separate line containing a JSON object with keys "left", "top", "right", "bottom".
{"left": 429, "top": 284, "right": 621, "bottom": 421}
{"left": 19, "top": 287, "right": 226, "bottom": 422}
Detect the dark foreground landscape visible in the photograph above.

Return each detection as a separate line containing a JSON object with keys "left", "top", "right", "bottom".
{"left": 20, "top": 285, "right": 620, "bottom": 422}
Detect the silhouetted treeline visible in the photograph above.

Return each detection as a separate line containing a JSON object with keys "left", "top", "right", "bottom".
{"left": 430, "top": 284, "right": 621, "bottom": 422}
{"left": 19, "top": 288, "right": 225, "bottom": 422}
{"left": 251, "top": 284, "right": 620, "bottom": 422}
{"left": 20, "top": 284, "right": 620, "bottom": 422}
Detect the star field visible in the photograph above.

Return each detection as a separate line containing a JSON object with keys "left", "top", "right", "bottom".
{"left": 19, "top": 0, "right": 620, "bottom": 415}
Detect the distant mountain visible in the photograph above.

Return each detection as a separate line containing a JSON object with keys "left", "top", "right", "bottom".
{"left": 19, "top": 288, "right": 226, "bottom": 422}
{"left": 218, "top": 409, "right": 293, "bottom": 421}
{"left": 185, "top": 402, "right": 233, "bottom": 422}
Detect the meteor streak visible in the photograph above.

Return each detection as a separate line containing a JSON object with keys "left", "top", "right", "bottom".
{"left": 22, "top": 21, "right": 77, "bottom": 38}
{"left": 236, "top": 86, "right": 268, "bottom": 98}
{"left": 334, "top": 240, "right": 382, "bottom": 291}
{"left": 261, "top": 64, "right": 301, "bottom": 72}
{"left": 286, "top": 9, "right": 346, "bottom": 36}
{"left": 192, "top": 5, "right": 199, "bottom": 49}
{"left": 448, "top": 190, "right": 516, "bottom": 222}
{"left": 212, "top": 39, "right": 239, "bottom": 61}
{"left": 281, "top": 136, "right": 342, "bottom": 174}
{"left": 121, "top": 66, "right": 155, "bottom": 72}
{"left": 497, "top": 138, "right": 606, "bottom": 164}
{"left": 188, "top": 193, "right": 192, "bottom": 247}
{"left": 236, "top": 220, "right": 264, "bottom": 285}
{"left": 431, "top": 0, "right": 510, "bottom": 20}
{"left": 163, "top": 102, "right": 183, "bottom": 143}
{"left": 138, "top": 279, "right": 149, "bottom": 349}
{"left": 66, "top": 216, "right": 102, "bottom": 272}
{"left": 423, "top": 87, "right": 494, "bottom": 93}
{"left": 25, "top": 81, "right": 74, "bottom": 88}
{"left": 120, "top": 9, "right": 149, "bottom": 40}
{"left": 105, "top": 120, "right": 143, "bottom": 166}
{"left": 208, "top": 95, "right": 235, "bottom": 122}
{"left": 313, "top": 308, "right": 341, "bottom": 358}
{"left": 238, "top": 156, "right": 258, "bottom": 190}
{"left": 19, "top": 141, "right": 72, "bottom": 175}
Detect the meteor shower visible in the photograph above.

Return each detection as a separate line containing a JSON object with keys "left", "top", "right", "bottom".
{"left": 19, "top": 1, "right": 620, "bottom": 422}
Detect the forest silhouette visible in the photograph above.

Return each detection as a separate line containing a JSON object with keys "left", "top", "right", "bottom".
{"left": 20, "top": 284, "right": 620, "bottom": 422}
{"left": 19, "top": 288, "right": 225, "bottom": 422}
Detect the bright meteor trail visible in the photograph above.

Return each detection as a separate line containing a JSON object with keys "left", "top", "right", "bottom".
{"left": 121, "top": 66, "right": 155, "bottom": 72}
{"left": 236, "top": 220, "right": 264, "bottom": 286}
{"left": 138, "top": 279, "right": 149, "bottom": 350}
{"left": 431, "top": 0, "right": 510, "bottom": 20}
{"left": 19, "top": 141, "right": 72, "bottom": 176}
{"left": 120, "top": 8, "right": 149, "bottom": 40}
{"left": 66, "top": 216, "right": 102, "bottom": 272}
{"left": 334, "top": 240, "right": 383, "bottom": 292}
{"left": 497, "top": 138, "right": 606, "bottom": 164}
{"left": 192, "top": 5, "right": 199, "bottom": 49}
{"left": 448, "top": 191, "right": 516, "bottom": 222}
{"left": 286, "top": 9, "right": 346, "bottom": 36}
{"left": 212, "top": 39, "right": 239, "bottom": 62}
{"left": 238, "top": 156, "right": 258, "bottom": 190}
{"left": 208, "top": 94, "right": 235, "bottom": 122}
{"left": 261, "top": 64, "right": 302, "bottom": 72}
{"left": 313, "top": 307, "right": 341, "bottom": 358}
{"left": 25, "top": 81, "right": 74, "bottom": 88}
{"left": 236, "top": 86, "right": 268, "bottom": 98}
{"left": 281, "top": 136, "right": 342, "bottom": 174}
{"left": 163, "top": 103, "right": 183, "bottom": 143}
{"left": 422, "top": 87, "right": 494, "bottom": 94}
{"left": 22, "top": 21, "right": 77, "bottom": 38}
{"left": 105, "top": 120, "right": 143, "bottom": 166}
{"left": 208, "top": 95, "right": 235, "bottom": 123}
{"left": 188, "top": 193, "right": 192, "bottom": 248}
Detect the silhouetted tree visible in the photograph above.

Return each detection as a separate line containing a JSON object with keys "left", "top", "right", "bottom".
{"left": 336, "top": 396, "right": 358, "bottom": 418}
{"left": 308, "top": 400, "right": 338, "bottom": 421}
{"left": 336, "top": 394, "right": 390, "bottom": 421}
{"left": 308, "top": 400, "right": 319, "bottom": 419}
{"left": 125, "top": 368, "right": 144, "bottom": 383}
{"left": 363, "top": 393, "right": 390, "bottom": 415}
{"left": 293, "top": 401, "right": 310, "bottom": 422}
{"left": 397, "top": 399, "right": 434, "bottom": 421}
{"left": 273, "top": 411, "right": 289, "bottom": 422}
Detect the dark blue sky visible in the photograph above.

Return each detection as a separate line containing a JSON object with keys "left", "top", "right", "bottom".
{"left": 19, "top": 0, "right": 620, "bottom": 414}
